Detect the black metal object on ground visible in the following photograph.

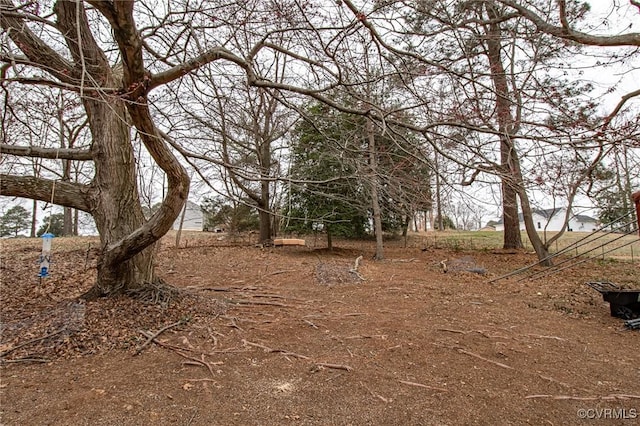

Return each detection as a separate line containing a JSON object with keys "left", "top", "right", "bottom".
{"left": 625, "top": 318, "right": 640, "bottom": 330}
{"left": 586, "top": 281, "right": 640, "bottom": 320}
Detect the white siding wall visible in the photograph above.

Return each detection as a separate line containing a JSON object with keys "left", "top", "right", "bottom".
{"left": 172, "top": 202, "right": 203, "bottom": 231}
{"left": 494, "top": 209, "right": 596, "bottom": 232}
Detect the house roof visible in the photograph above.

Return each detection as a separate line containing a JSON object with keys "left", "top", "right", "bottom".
{"left": 495, "top": 208, "right": 596, "bottom": 225}
{"left": 573, "top": 214, "right": 597, "bottom": 223}
{"left": 184, "top": 200, "right": 202, "bottom": 211}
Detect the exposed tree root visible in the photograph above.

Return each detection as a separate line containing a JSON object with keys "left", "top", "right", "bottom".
{"left": 126, "top": 278, "right": 182, "bottom": 307}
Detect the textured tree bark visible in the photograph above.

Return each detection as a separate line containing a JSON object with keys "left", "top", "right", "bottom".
{"left": 633, "top": 191, "right": 640, "bottom": 237}
{"left": 1, "top": 0, "right": 189, "bottom": 299}
{"left": 484, "top": 2, "right": 523, "bottom": 251}
{"left": 83, "top": 98, "right": 155, "bottom": 297}
{"left": 367, "top": 118, "right": 384, "bottom": 260}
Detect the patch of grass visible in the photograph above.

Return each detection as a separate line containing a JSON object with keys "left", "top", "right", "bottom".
{"left": 407, "top": 230, "right": 639, "bottom": 262}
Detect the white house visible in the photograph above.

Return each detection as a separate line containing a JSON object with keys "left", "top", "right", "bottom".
{"left": 494, "top": 208, "right": 598, "bottom": 232}
{"left": 172, "top": 201, "right": 204, "bottom": 231}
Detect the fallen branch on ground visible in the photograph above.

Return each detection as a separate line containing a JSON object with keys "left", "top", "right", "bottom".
{"left": 228, "top": 299, "right": 292, "bottom": 308}
{"left": 265, "top": 269, "right": 298, "bottom": 276}
{"left": 241, "top": 340, "right": 352, "bottom": 371}
{"left": 303, "top": 319, "right": 319, "bottom": 329}
{"left": 398, "top": 380, "right": 448, "bottom": 392}
{"left": 361, "top": 381, "right": 391, "bottom": 403}
{"left": 456, "top": 348, "right": 514, "bottom": 370}
{"left": 135, "top": 319, "right": 188, "bottom": 356}
{"left": 139, "top": 330, "right": 217, "bottom": 377}
{"left": 0, "top": 357, "right": 50, "bottom": 364}
{"left": 0, "top": 327, "right": 67, "bottom": 358}
{"left": 345, "top": 334, "right": 388, "bottom": 340}
{"left": 242, "top": 339, "right": 310, "bottom": 360}
{"left": 315, "top": 362, "right": 353, "bottom": 371}
{"left": 526, "top": 334, "right": 566, "bottom": 341}
{"left": 525, "top": 394, "right": 640, "bottom": 401}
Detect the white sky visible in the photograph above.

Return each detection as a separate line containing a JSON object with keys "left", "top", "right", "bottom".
{"left": 2, "top": 1, "right": 639, "bottom": 231}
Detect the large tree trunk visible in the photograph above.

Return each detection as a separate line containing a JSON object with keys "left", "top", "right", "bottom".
{"left": 367, "top": 118, "right": 384, "bottom": 260}
{"left": 518, "top": 188, "right": 551, "bottom": 265}
{"left": 83, "top": 99, "right": 154, "bottom": 297}
{"left": 500, "top": 155, "right": 523, "bottom": 250}
{"left": 258, "top": 180, "right": 272, "bottom": 243}
{"left": 485, "top": 2, "right": 523, "bottom": 250}
{"left": 1, "top": 0, "right": 193, "bottom": 302}
{"left": 30, "top": 199, "right": 37, "bottom": 238}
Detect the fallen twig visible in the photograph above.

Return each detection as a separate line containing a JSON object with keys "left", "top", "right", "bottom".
{"left": 0, "top": 327, "right": 67, "bottom": 358}
{"left": 315, "top": 362, "right": 353, "bottom": 371}
{"left": 0, "top": 357, "right": 50, "bottom": 364}
{"left": 140, "top": 330, "right": 217, "bottom": 377}
{"left": 525, "top": 394, "right": 640, "bottom": 401}
{"left": 135, "top": 319, "right": 188, "bottom": 356}
{"left": 303, "top": 319, "right": 319, "bottom": 329}
{"left": 265, "top": 269, "right": 297, "bottom": 277}
{"left": 538, "top": 375, "right": 572, "bottom": 389}
{"left": 224, "top": 316, "right": 244, "bottom": 331}
{"left": 187, "top": 285, "right": 258, "bottom": 292}
{"left": 526, "top": 334, "right": 566, "bottom": 342}
{"left": 242, "top": 339, "right": 310, "bottom": 360}
{"left": 353, "top": 255, "right": 363, "bottom": 271}
{"left": 456, "top": 348, "right": 514, "bottom": 370}
{"left": 398, "top": 380, "right": 448, "bottom": 392}
{"left": 229, "top": 299, "right": 292, "bottom": 308}
{"left": 361, "top": 381, "right": 391, "bottom": 403}
{"left": 437, "top": 328, "right": 469, "bottom": 335}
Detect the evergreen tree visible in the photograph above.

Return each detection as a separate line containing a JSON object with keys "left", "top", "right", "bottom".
{"left": 284, "top": 103, "right": 369, "bottom": 243}
{"left": 0, "top": 205, "right": 31, "bottom": 237}
{"left": 36, "top": 213, "right": 65, "bottom": 237}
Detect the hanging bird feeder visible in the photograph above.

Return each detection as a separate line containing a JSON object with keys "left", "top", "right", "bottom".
{"left": 38, "top": 232, "right": 54, "bottom": 278}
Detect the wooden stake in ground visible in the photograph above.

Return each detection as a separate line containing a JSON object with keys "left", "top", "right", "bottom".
{"left": 350, "top": 255, "right": 365, "bottom": 280}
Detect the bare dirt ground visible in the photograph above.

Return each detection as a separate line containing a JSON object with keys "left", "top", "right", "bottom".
{"left": 1, "top": 233, "right": 639, "bottom": 425}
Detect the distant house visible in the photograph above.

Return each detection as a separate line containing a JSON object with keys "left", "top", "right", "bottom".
{"left": 172, "top": 201, "right": 204, "bottom": 231}
{"left": 480, "top": 220, "right": 499, "bottom": 231}
{"left": 494, "top": 208, "right": 598, "bottom": 232}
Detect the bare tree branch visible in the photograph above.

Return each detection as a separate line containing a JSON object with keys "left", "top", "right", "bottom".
{"left": 0, "top": 174, "right": 92, "bottom": 212}
{"left": 149, "top": 47, "right": 248, "bottom": 89}
{"left": 0, "top": 0, "right": 75, "bottom": 83}
{"left": 497, "top": 0, "right": 640, "bottom": 46}
{"left": 0, "top": 144, "right": 92, "bottom": 161}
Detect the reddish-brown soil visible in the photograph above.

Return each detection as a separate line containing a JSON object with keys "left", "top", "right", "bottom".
{"left": 1, "top": 234, "right": 639, "bottom": 425}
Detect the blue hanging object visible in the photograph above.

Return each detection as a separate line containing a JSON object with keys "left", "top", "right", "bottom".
{"left": 38, "top": 233, "right": 54, "bottom": 278}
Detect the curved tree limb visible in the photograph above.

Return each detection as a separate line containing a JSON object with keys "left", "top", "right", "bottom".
{"left": 496, "top": 0, "right": 640, "bottom": 46}
{"left": 89, "top": 0, "right": 189, "bottom": 265}
{"left": 0, "top": 0, "right": 76, "bottom": 83}
{"left": 600, "top": 88, "right": 640, "bottom": 130}
{"left": 0, "top": 174, "right": 92, "bottom": 212}
{"left": 149, "top": 47, "right": 248, "bottom": 90}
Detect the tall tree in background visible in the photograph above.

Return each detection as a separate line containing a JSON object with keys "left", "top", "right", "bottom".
{"left": 285, "top": 103, "right": 369, "bottom": 249}
{"left": 0, "top": 205, "right": 30, "bottom": 237}
{"left": 177, "top": 78, "right": 293, "bottom": 244}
